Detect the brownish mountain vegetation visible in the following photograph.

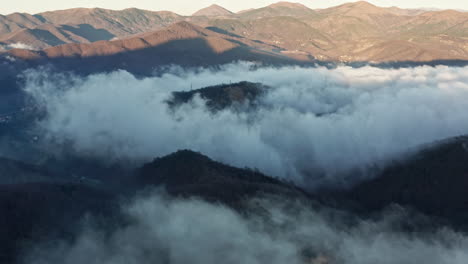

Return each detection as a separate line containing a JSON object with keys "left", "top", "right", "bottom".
{"left": 8, "top": 22, "right": 297, "bottom": 74}
{"left": 0, "top": 8, "right": 183, "bottom": 48}
{"left": 1, "top": 1, "right": 468, "bottom": 62}
{"left": 207, "top": 1, "right": 468, "bottom": 61}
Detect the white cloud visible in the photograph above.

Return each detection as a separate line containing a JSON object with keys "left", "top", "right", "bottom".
{"left": 22, "top": 63, "right": 468, "bottom": 188}
{"left": 24, "top": 191, "right": 468, "bottom": 264}
{"left": 1, "top": 42, "right": 38, "bottom": 51}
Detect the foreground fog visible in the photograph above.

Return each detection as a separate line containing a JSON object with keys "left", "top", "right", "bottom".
{"left": 24, "top": 191, "right": 468, "bottom": 264}
{"left": 23, "top": 63, "right": 468, "bottom": 187}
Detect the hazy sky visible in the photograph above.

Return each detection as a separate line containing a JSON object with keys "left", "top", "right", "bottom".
{"left": 1, "top": 0, "right": 467, "bottom": 15}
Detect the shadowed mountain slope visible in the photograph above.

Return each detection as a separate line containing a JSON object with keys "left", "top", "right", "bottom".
{"left": 3, "top": 132, "right": 468, "bottom": 263}
{"left": 0, "top": 149, "right": 309, "bottom": 263}
{"left": 348, "top": 136, "right": 468, "bottom": 230}
{"left": 0, "top": 13, "right": 43, "bottom": 35}
{"left": 0, "top": 8, "right": 183, "bottom": 49}
{"left": 7, "top": 22, "right": 300, "bottom": 74}
{"left": 137, "top": 150, "right": 309, "bottom": 206}
{"left": 0, "top": 23, "right": 116, "bottom": 49}
{"left": 0, "top": 158, "right": 60, "bottom": 185}
{"left": 37, "top": 8, "right": 182, "bottom": 36}
{"left": 0, "top": 182, "right": 116, "bottom": 264}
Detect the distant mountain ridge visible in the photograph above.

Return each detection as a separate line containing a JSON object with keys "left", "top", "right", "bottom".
{"left": 6, "top": 22, "right": 297, "bottom": 75}
{"left": 0, "top": 8, "right": 183, "bottom": 49}
{"left": 192, "top": 4, "right": 233, "bottom": 17}
{"left": 1, "top": 1, "right": 468, "bottom": 62}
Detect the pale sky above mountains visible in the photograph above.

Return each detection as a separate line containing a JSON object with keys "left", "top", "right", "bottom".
{"left": 1, "top": 0, "right": 466, "bottom": 15}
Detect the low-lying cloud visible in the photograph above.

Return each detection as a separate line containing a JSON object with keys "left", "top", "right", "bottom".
{"left": 22, "top": 63, "right": 468, "bottom": 187}
{"left": 24, "top": 191, "right": 468, "bottom": 264}
{"left": 0, "top": 42, "right": 38, "bottom": 51}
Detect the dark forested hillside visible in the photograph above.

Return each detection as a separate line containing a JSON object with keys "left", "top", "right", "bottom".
{"left": 348, "top": 136, "right": 468, "bottom": 230}
{"left": 168, "top": 81, "right": 268, "bottom": 111}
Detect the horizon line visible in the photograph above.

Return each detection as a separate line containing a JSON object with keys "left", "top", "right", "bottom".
{"left": 1, "top": 1, "right": 466, "bottom": 17}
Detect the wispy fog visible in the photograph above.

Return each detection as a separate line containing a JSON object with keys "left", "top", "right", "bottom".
{"left": 24, "top": 191, "right": 468, "bottom": 264}
{"left": 23, "top": 63, "right": 468, "bottom": 187}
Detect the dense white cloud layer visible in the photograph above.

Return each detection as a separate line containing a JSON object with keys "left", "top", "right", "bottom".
{"left": 25, "top": 191, "right": 468, "bottom": 264}
{"left": 23, "top": 63, "right": 468, "bottom": 187}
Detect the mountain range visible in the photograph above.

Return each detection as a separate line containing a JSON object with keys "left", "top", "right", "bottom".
{"left": 2, "top": 134, "right": 468, "bottom": 263}
{"left": 1, "top": 2, "right": 467, "bottom": 263}
{"left": 6, "top": 21, "right": 297, "bottom": 75}
{"left": 1, "top": 73, "right": 468, "bottom": 263}
{"left": 1, "top": 1, "right": 467, "bottom": 62}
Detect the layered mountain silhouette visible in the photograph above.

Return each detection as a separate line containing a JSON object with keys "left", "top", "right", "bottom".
{"left": 0, "top": 149, "right": 307, "bottom": 263}
{"left": 1, "top": 2, "right": 468, "bottom": 262}
{"left": 1, "top": 1, "right": 467, "bottom": 62}
{"left": 2, "top": 131, "right": 468, "bottom": 263}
